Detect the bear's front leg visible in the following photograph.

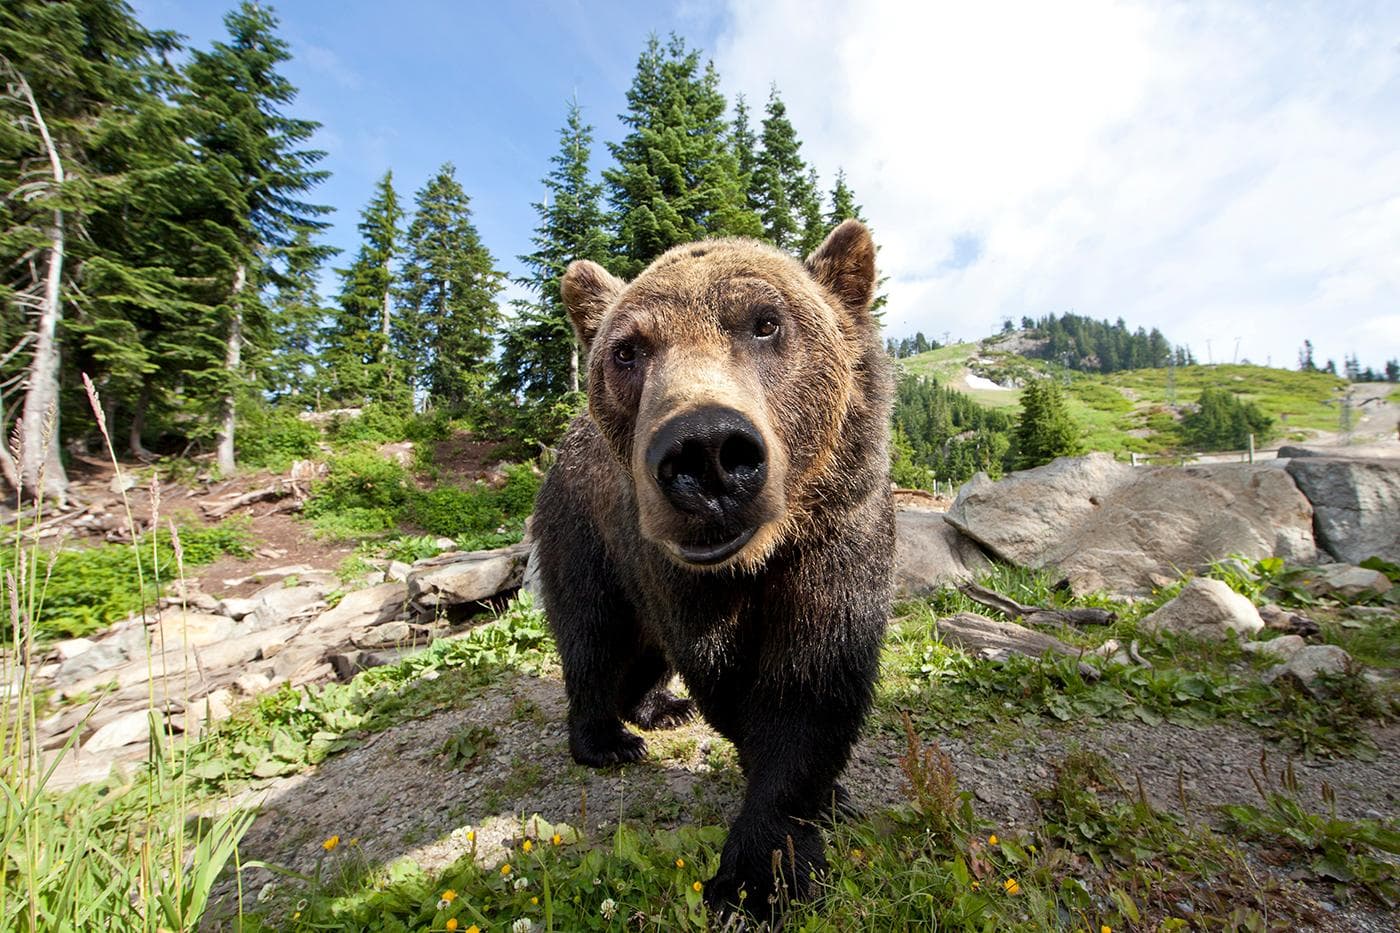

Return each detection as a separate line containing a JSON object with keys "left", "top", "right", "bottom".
{"left": 703, "top": 702, "right": 861, "bottom": 917}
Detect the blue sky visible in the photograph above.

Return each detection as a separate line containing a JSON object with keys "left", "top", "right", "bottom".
{"left": 132, "top": 1, "right": 1400, "bottom": 372}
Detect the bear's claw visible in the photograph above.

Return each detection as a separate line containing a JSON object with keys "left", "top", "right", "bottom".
{"left": 569, "top": 721, "right": 646, "bottom": 767}
{"left": 628, "top": 689, "right": 697, "bottom": 730}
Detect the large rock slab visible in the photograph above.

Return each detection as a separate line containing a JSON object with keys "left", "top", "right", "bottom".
{"left": 894, "top": 507, "right": 991, "bottom": 596}
{"left": 1283, "top": 455, "right": 1400, "bottom": 564}
{"left": 407, "top": 542, "right": 531, "bottom": 617}
{"left": 1295, "top": 563, "right": 1393, "bottom": 600}
{"left": 302, "top": 582, "right": 407, "bottom": 636}
{"left": 945, "top": 453, "right": 1317, "bottom": 596}
{"left": 1140, "top": 577, "right": 1264, "bottom": 641}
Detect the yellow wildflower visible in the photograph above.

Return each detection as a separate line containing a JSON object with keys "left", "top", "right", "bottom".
{"left": 971, "top": 881, "right": 980, "bottom": 890}
{"left": 466, "top": 927, "right": 480, "bottom": 933}
{"left": 501, "top": 863, "right": 513, "bottom": 876}
{"left": 522, "top": 838, "right": 533, "bottom": 853}
{"left": 1101, "top": 926, "right": 1112, "bottom": 933}
{"left": 441, "top": 890, "right": 457, "bottom": 904}
{"left": 675, "top": 857, "right": 685, "bottom": 868}
{"left": 446, "top": 920, "right": 459, "bottom": 932}
{"left": 322, "top": 835, "right": 340, "bottom": 851}
{"left": 531, "top": 896, "right": 539, "bottom": 905}
{"left": 466, "top": 830, "right": 476, "bottom": 842}
{"left": 1003, "top": 878, "right": 1020, "bottom": 895}
{"left": 692, "top": 881, "right": 703, "bottom": 893}
{"left": 987, "top": 834, "right": 998, "bottom": 846}
{"left": 551, "top": 833, "right": 562, "bottom": 846}
{"left": 851, "top": 848, "right": 865, "bottom": 862}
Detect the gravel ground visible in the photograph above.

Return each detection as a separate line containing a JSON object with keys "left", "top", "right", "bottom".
{"left": 219, "top": 666, "right": 1399, "bottom": 930}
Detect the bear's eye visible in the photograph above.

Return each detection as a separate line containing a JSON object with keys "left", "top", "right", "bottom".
{"left": 753, "top": 311, "right": 780, "bottom": 339}
{"left": 612, "top": 343, "right": 637, "bottom": 368}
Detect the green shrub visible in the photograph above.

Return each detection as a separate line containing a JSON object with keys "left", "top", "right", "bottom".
{"left": 1181, "top": 386, "right": 1273, "bottom": 450}
{"left": 404, "top": 485, "right": 503, "bottom": 539}
{"left": 305, "top": 450, "right": 411, "bottom": 516}
{"left": 494, "top": 463, "right": 541, "bottom": 517}
{"left": 235, "top": 405, "right": 321, "bottom": 471}
{"left": 325, "top": 401, "right": 411, "bottom": 446}
{"left": 309, "top": 507, "right": 400, "bottom": 540}
{"left": 3, "top": 521, "right": 253, "bottom": 639}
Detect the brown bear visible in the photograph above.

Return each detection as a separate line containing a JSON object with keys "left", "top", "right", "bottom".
{"left": 532, "top": 219, "right": 893, "bottom": 915}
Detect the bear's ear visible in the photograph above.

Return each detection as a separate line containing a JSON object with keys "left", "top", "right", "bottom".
{"left": 561, "top": 260, "right": 625, "bottom": 349}
{"left": 805, "top": 219, "right": 877, "bottom": 314}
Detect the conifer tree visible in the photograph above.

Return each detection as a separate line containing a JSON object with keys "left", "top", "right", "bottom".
{"left": 398, "top": 163, "right": 503, "bottom": 410}
{"left": 827, "top": 168, "right": 866, "bottom": 225}
{"left": 1013, "top": 379, "right": 1083, "bottom": 469}
{"left": 0, "top": 0, "right": 182, "bottom": 498}
{"left": 324, "top": 171, "right": 401, "bottom": 407}
{"left": 751, "top": 86, "right": 815, "bottom": 253}
{"left": 731, "top": 93, "right": 760, "bottom": 218}
{"left": 181, "top": 1, "right": 330, "bottom": 473}
{"left": 262, "top": 226, "right": 331, "bottom": 405}
{"left": 605, "top": 35, "right": 757, "bottom": 275}
{"left": 500, "top": 101, "right": 610, "bottom": 404}
{"left": 796, "top": 166, "right": 826, "bottom": 256}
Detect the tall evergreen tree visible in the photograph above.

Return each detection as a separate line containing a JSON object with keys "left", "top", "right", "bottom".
{"left": 499, "top": 101, "right": 610, "bottom": 404}
{"left": 604, "top": 35, "right": 757, "bottom": 276}
{"left": 398, "top": 163, "right": 503, "bottom": 410}
{"left": 324, "top": 171, "right": 402, "bottom": 407}
{"left": 751, "top": 86, "right": 815, "bottom": 253}
{"left": 181, "top": 1, "right": 330, "bottom": 473}
{"left": 261, "top": 225, "right": 330, "bottom": 405}
{"left": 731, "top": 93, "right": 760, "bottom": 219}
{"left": 796, "top": 166, "right": 826, "bottom": 256}
{"left": 0, "top": 0, "right": 183, "bottom": 498}
{"left": 826, "top": 168, "right": 866, "bottom": 226}
{"left": 1013, "top": 379, "right": 1083, "bottom": 469}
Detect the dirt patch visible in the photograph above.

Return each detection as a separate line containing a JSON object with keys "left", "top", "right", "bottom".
{"left": 433, "top": 435, "right": 511, "bottom": 486}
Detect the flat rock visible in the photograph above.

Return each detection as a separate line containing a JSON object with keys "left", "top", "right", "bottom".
{"left": 53, "top": 641, "right": 128, "bottom": 683}
{"left": 1241, "top": 634, "right": 1306, "bottom": 661}
{"left": 147, "top": 611, "right": 236, "bottom": 649}
{"left": 946, "top": 453, "right": 1317, "bottom": 596}
{"left": 1284, "top": 455, "right": 1400, "bottom": 564}
{"left": 407, "top": 542, "right": 531, "bottom": 616}
{"left": 1262, "top": 644, "right": 1354, "bottom": 697}
{"left": 351, "top": 620, "right": 413, "bottom": 649}
{"left": 249, "top": 585, "right": 328, "bottom": 630}
{"left": 1139, "top": 578, "right": 1264, "bottom": 641}
{"left": 893, "top": 507, "right": 990, "bottom": 596}
{"left": 302, "top": 582, "right": 406, "bottom": 636}
{"left": 84, "top": 709, "right": 155, "bottom": 753}
{"left": 50, "top": 637, "right": 97, "bottom": 661}
{"left": 1295, "top": 562, "right": 1393, "bottom": 600}
{"left": 218, "top": 597, "right": 260, "bottom": 620}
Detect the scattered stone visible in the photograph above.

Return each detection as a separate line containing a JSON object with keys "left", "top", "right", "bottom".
{"left": 893, "top": 507, "right": 990, "bottom": 596}
{"left": 200, "top": 688, "right": 234, "bottom": 723}
{"left": 54, "top": 641, "right": 128, "bottom": 683}
{"left": 1345, "top": 605, "right": 1395, "bottom": 623}
{"left": 234, "top": 672, "right": 273, "bottom": 696}
{"left": 109, "top": 473, "right": 138, "bottom": 495}
{"left": 1295, "top": 563, "right": 1393, "bottom": 600}
{"left": 147, "top": 611, "right": 236, "bottom": 649}
{"left": 351, "top": 620, "right": 413, "bottom": 649}
{"left": 50, "top": 637, "right": 96, "bottom": 662}
{"left": 271, "top": 642, "right": 328, "bottom": 682}
{"left": 945, "top": 453, "right": 1317, "bottom": 596}
{"left": 1262, "top": 644, "right": 1354, "bottom": 697}
{"left": 218, "top": 597, "right": 260, "bottom": 620}
{"left": 520, "top": 543, "right": 543, "bottom": 598}
{"left": 1139, "top": 578, "right": 1264, "bottom": 641}
{"left": 249, "top": 585, "right": 328, "bottom": 630}
{"left": 387, "top": 560, "right": 411, "bottom": 582}
{"left": 1241, "top": 635, "right": 1306, "bottom": 662}
{"left": 407, "top": 542, "right": 530, "bottom": 617}
{"left": 84, "top": 710, "right": 155, "bottom": 752}
{"left": 1283, "top": 454, "right": 1400, "bottom": 564}
{"left": 1258, "top": 603, "right": 1321, "bottom": 637}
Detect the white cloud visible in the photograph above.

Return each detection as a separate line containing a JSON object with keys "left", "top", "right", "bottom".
{"left": 714, "top": 0, "right": 1400, "bottom": 369}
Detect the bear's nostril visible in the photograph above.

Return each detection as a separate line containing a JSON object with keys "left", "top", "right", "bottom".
{"left": 719, "top": 433, "right": 764, "bottom": 478}
{"left": 661, "top": 441, "right": 708, "bottom": 485}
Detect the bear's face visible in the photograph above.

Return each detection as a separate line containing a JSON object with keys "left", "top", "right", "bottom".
{"left": 561, "top": 221, "right": 878, "bottom": 573}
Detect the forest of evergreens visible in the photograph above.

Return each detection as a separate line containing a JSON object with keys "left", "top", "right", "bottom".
{"left": 0, "top": 2, "right": 869, "bottom": 505}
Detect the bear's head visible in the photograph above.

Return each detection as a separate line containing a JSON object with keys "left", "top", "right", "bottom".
{"left": 561, "top": 220, "right": 885, "bottom": 573}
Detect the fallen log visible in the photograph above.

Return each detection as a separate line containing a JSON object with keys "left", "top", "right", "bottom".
{"left": 958, "top": 581, "right": 1116, "bottom": 627}
{"left": 200, "top": 484, "right": 291, "bottom": 519}
{"left": 936, "top": 611, "right": 1099, "bottom": 679}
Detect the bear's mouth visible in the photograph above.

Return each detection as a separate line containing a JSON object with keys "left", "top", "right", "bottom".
{"left": 673, "top": 526, "right": 756, "bottom": 566}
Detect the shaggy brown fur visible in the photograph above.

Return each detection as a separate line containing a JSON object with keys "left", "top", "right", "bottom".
{"left": 533, "top": 220, "right": 893, "bottom": 916}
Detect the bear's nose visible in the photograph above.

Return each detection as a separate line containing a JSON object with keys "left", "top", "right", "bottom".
{"left": 646, "top": 406, "right": 767, "bottom": 519}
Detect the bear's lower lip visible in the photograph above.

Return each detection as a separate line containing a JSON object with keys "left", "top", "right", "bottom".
{"left": 674, "top": 527, "right": 756, "bottom": 565}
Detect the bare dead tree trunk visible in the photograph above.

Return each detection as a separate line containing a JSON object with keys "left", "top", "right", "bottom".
{"left": 215, "top": 262, "right": 246, "bottom": 476}
{"left": 569, "top": 342, "right": 579, "bottom": 394}
{"left": 10, "top": 65, "right": 69, "bottom": 505}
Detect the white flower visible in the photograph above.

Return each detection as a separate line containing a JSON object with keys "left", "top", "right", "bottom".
{"left": 513, "top": 876, "right": 529, "bottom": 890}
{"left": 600, "top": 897, "right": 618, "bottom": 919}
{"left": 512, "top": 919, "right": 534, "bottom": 933}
